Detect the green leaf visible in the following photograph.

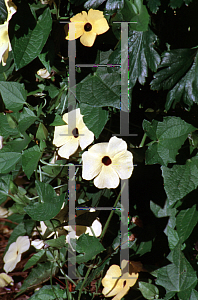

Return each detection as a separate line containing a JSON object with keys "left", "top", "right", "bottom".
{"left": 0, "top": 113, "right": 19, "bottom": 138}
{"left": 84, "top": 0, "right": 105, "bottom": 9}
{"left": 139, "top": 281, "right": 159, "bottom": 299}
{"left": 150, "top": 200, "right": 177, "bottom": 233}
{"left": 167, "top": 226, "right": 180, "bottom": 250}
{"left": 143, "top": 117, "right": 196, "bottom": 166}
{"left": 0, "top": 174, "right": 11, "bottom": 205}
{"left": 36, "top": 123, "right": 48, "bottom": 140}
{"left": 169, "top": 0, "right": 193, "bottom": 9}
{"left": 146, "top": 0, "right": 161, "bottom": 13}
{"left": 156, "top": 244, "right": 197, "bottom": 292}
{"left": 73, "top": 234, "right": 105, "bottom": 264}
{"left": 189, "top": 289, "right": 198, "bottom": 300}
{"left": 161, "top": 156, "right": 198, "bottom": 205}
{"left": 84, "top": 0, "right": 124, "bottom": 11}
{"left": 24, "top": 181, "right": 65, "bottom": 221}
{"left": 22, "top": 145, "right": 42, "bottom": 179}
{"left": 80, "top": 104, "right": 109, "bottom": 139}
{"left": 46, "top": 235, "right": 66, "bottom": 248}
{"left": 121, "top": 0, "right": 149, "bottom": 31}
{"left": 18, "top": 107, "right": 38, "bottom": 132}
{"left": 75, "top": 67, "right": 121, "bottom": 110}
{"left": 10, "top": 3, "right": 52, "bottom": 70}
{"left": 0, "top": 81, "right": 27, "bottom": 112}
{"left": 176, "top": 205, "right": 198, "bottom": 243}
{"left": 38, "top": 38, "right": 55, "bottom": 73}
{"left": 0, "top": 152, "right": 21, "bottom": 173}
{"left": 109, "top": 28, "right": 160, "bottom": 89}
{"left": 29, "top": 285, "right": 66, "bottom": 300}
{"left": 23, "top": 250, "right": 46, "bottom": 271}
{"left": 19, "top": 262, "right": 57, "bottom": 294}
{"left": 151, "top": 49, "right": 197, "bottom": 110}
{"left": 50, "top": 114, "right": 66, "bottom": 126}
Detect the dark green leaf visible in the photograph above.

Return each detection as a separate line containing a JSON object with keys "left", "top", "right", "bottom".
{"left": 169, "top": 0, "right": 193, "bottom": 8}
{"left": 143, "top": 117, "right": 196, "bottom": 166}
{"left": 50, "top": 114, "right": 66, "bottom": 126}
{"left": 10, "top": 4, "right": 52, "bottom": 70}
{"left": 151, "top": 49, "right": 197, "bottom": 110}
{"left": 4, "top": 222, "right": 26, "bottom": 254}
{"left": 189, "top": 289, "right": 198, "bottom": 300}
{"left": 156, "top": 244, "right": 197, "bottom": 292}
{"left": 84, "top": 0, "right": 124, "bottom": 11}
{"left": 0, "top": 0, "right": 7, "bottom": 22}
{"left": 176, "top": 205, "right": 198, "bottom": 243}
{"left": 167, "top": 226, "right": 180, "bottom": 250}
{"left": 29, "top": 285, "right": 66, "bottom": 300}
{"left": 0, "top": 81, "right": 27, "bottom": 112}
{"left": 84, "top": 0, "right": 105, "bottom": 9}
{"left": 46, "top": 235, "right": 66, "bottom": 248}
{"left": 0, "top": 174, "right": 11, "bottom": 205}
{"left": 23, "top": 250, "right": 46, "bottom": 271}
{"left": 76, "top": 67, "right": 121, "bottom": 110}
{"left": 73, "top": 234, "right": 105, "bottom": 264}
{"left": 0, "top": 113, "right": 19, "bottom": 138}
{"left": 22, "top": 145, "right": 42, "bottom": 179}
{"left": 146, "top": 0, "right": 161, "bottom": 13}
{"left": 162, "top": 156, "right": 198, "bottom": 205}
{"left": 36, "top": 123, "right": 48, "bottom": 140}
{"left": 0, "top": 152, "right": 21, "bottom": 173}
{"left": 18, "top": 107, "right": 37, "bottom": 132}
{"left": 38, "top": 38, "right": 55, "bottom": 73}
{"left": 139, "top": 282, "right": 159, "bottom": 299}
{"left": 24, "top": 181, "right": 65, "bottom": 221}
{"left": 109, "top": 28, "right": 160, "bottom": 88}
{"left": 19, "top": 262, "right": 57, "bottom": 294}
{"left": 80, "top": 104, "right": 109, "bottom": 139}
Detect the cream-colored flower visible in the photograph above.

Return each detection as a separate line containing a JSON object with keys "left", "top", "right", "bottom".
{"left": 82, "top": 136, "right": 133, "bottom": 189}
{"left": 53, "top": 108, "right": 94, "bottom": 159}
{"left": 65, "top": 8, "right": 109, "bottom": 47}
{"left": 0, "top": 273, "right": 13, "bottom": 287}
{"left": 102, "top": 260, "right": 138, "bottom": 300}
{"left": 37, "top": 68, "right": 51, "bottom": 79}
{"left": 3, "top": 236, "right": 30, "bottom": 273}
{"left": 0, "top": 0, "right": 17, "bottom": 66}
{"left": 0, "top": 207, "right": 9, "bottom": 218}
{"left": 31, "top": 239, "right": 45, "bottom": 250}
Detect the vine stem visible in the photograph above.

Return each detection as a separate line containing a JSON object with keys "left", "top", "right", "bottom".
{"left": 99, "top": 182, "right": 125, "bottom": 241}
{"left": 139, "top": 133, "right": 147, "bottom": 148}
{"left": 77, "top": 267, "right": 92, "bottom": 300}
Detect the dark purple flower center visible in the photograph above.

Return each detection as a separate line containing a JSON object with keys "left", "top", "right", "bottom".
{"left": 84, "top": 23, "right": 92, "bottom": 32}
{"left": 72, "top": 128, "right": 79, "bottom": 138}
{"left": 102, "top": 156, "right": 112, "bottom": 166}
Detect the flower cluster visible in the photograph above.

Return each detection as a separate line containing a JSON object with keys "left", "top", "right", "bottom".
{"left": 53, "top": 108, "right": 134, "bottom": 189}
{"left": 0, "top": 0, "right": 17, "bottom": 66}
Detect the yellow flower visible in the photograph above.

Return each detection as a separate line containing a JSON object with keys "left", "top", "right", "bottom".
{"left": 0, "top": 273, "right": 13, "bottom": 287}
{"left": 65, "top": 8, "right": 109, "bottom": 47}
{"left": 102, "top": 260, "right": 139, "bottom": 300}
{"left": 82, "top": 136, "right": 133, "bottom": 189}
{"left": 53, "top": 108, "right": 94, "bottom": 159}
{"left": 0, "top": 0, "right": 17, "bottom": 66}
{"left": 3, "top": 236, "right": 30, "bottom": 273}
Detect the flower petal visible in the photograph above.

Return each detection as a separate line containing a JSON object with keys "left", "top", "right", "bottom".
{"left": 53, "top": 125, "right": 71, "bottom": 147}
{"left": 3, "top": 242, "right": 18, "bottom": 263}
{"left": 70, "top": 11, "right": 88, "bottom": 23}
{"left": 82, "top": 151, "right": 102, "bottom": 180}
{"left": 107, "top": 136, "right": 127, "bottom": 158}
{"left": 92, "top": 18, "right": 109, "bottom": 35}
{"left": 78, "top": 123, "right": 94, "bottom": 150}
{"left": 62, "top": 108, "right": 82, "bottom": 126}
{"left": 16, "top": 236, "right": 30, "bottom": 254}
{"left": 85, "top": 219, "right": 102, "bottom": 237}
{"left": 112, "top": 151, "right": 133, "bottom": 179}
{"left": 102, "top": 265, "right": 121, "bottom": 296}
{"left": 80, "top": 31, "right": 97, "bottom": 47}
{"left": 58, "top": 137, "right": 79, "bottom": 159}
{"left": 0, "top": 273, "right": 13, "bottom": 287}
{"left": 94, "top": 165, "right": 120, "bottom": 189}
{"left": 87, "top": 9, "right": 104, "bottom": 23}
{"left": 111, "top": 285, "right": 130, "bottom": 300}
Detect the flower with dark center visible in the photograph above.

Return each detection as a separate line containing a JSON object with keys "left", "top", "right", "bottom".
{"left": 53, "top": 108, "right": 94, "bottom": 159}
{"left": 82, "top": 136, "right": 133, "bottom": 189}
{"left": 65, "top": 9, "right": 109, "bottom": 47}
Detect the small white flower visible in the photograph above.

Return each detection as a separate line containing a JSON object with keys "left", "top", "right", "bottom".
{"left": 3, "top": 236, "right": 30, "bottom": 273}
{"left": 37, "top": 68, "right": 51, "bottom": 79}
{"left": 31, "top": 239, "right": 45, "bottom": 250}
{"left": 82, "top": 136, "right": 133, "bottom": 189}
{"left": 53, "top": 108, "right": 94, "bottom": 159}
{"left": 0, "top": 273, "right": 13, "bottom": 287}
{"left": 0, "top": 207, "right": 9, "bottom": 218}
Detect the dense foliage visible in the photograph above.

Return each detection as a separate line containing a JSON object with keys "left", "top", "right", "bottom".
{"left": 1, "top": 0, "right": 198, "bottom": 299}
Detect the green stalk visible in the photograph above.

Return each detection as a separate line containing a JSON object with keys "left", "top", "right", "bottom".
{"left": 99, "top": 183, "right": 125, "bottom": 241}
{"left": 77, "top": 267, "right": 92, "bottom": 300}
{"left": 139, "top": 132, "right": 147, "bottom": 148}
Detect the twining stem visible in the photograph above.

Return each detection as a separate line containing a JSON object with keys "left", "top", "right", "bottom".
{"left": 99, "top": 182, "right": 125, "bottom": 241}
{"left": 77, "top": 267, "right": 92, "bottom": 300}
